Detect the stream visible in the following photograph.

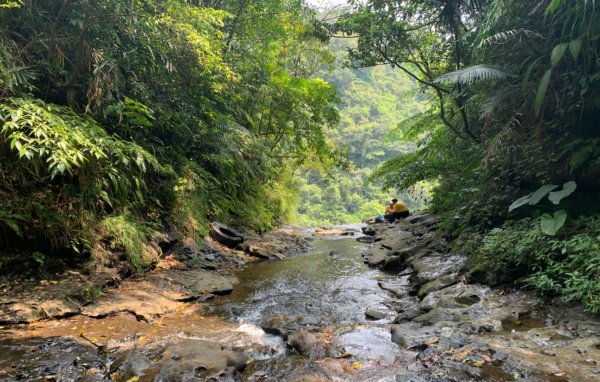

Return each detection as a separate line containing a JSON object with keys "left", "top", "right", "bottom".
{"left": 0, "top": 230, "right": 406, "bottom": 381}
{"left": 1, "top": 225, "right": 599, "bottom": 382}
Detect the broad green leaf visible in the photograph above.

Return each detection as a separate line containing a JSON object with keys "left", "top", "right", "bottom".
{"left": 548, "top": 181, "right": 577, "bottom": 204}
{"left": 529, "top": 184, "right": 558, "bottom": 204}
{"left": 540, "top": 210, "right": 567, "bottom": 235}
{"left": 551, "top": 43, "right": 568, "bottom": 67}
{"left": 535, "top": 69, "right": 552, "bottom": 116}
{"left": 508, "top": 193, "right": 532, "bottom": 212}
{"left": 4, "top": 218, "right": 23, "bottom": 237}
{"left": 569, "top": 39, "right": 582, "bottom": 60}
{"left": 545, "top": 0, "right": 563, "bottom": 14}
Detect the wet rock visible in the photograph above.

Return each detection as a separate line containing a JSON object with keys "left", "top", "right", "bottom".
{"left": 81, "top": 287, "right": 180, "bottom": 322}
{"left": 541, "top": 349, "right": 557, "bottom": 356}
{"left": 390, "top": 325, "right": 407, "bottom": 347}
{"left": 362, "top": 245, "right": 391, "bottom": 267}
{"left": 376, "top": 231, "right": 415, "bottom": 253}
{"left": 419, "top": 283, "right": 490, "bottom": 311}
{"left": 81, "top": 269, "right": 237, "bottom": 321}
{"left": 394, "top": 307, "right": 422, "bottom": 323}
{"left": 289, "top": 374, "right": 331, "bottom": 382}
{"left": 315, "top": 228, "right": 354, "bottom": 236}
{"left": 0, "top": 298, "right": 79, "bottom": 324}
{"left": 115, "top": 352, "right": 154, "bottom": 380}
{"left": 417, "top": 274, "right": 460, "bottom": 298}
{"left": 465, "top": 319, "right": 503, "bottom": 333}
{"left": 262, "top": 315, "right": 322, "bottom": 339}
{"left": 152, "top": 339, "right": 245, "bottom": 381}
{"left": 378, "top": 275, "right": 412, "bottom": 298}
{"left": 356, "top": 236, "right": 374, "bottom": 243}
{"left": 412, "top": 307, "right": 462, "bottom": 325}
{"left": 149, "top": 269, "right": 236, "bottom": 299}
{"left": 409, "top": 254, "right": 467, "bottom": 284}
{"left": 287, "top": 330, "right": 329, "bottom": 359}
{"left": 361, "top": 226, "right": 378, "bottom": 236}
{"left": 365, "top": 309, "right": 387, "bottom": 320}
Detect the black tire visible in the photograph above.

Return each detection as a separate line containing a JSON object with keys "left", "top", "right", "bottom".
{"left": 210, "top": 222, "right": 244, "bottom": 248}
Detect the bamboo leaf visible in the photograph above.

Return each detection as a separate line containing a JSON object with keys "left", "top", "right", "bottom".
{"left": 551, "top": 43, "right": 568, "bottom": 67}
{"left": 535, "top": 69, "right": 552, "bottom": 116}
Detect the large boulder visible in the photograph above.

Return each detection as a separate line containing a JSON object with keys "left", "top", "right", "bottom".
{"left": 151, "top": 340, "right": 246, "bottom": 381}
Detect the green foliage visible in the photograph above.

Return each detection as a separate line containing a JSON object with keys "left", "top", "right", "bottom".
{"left": 296, "top": 36, "right": 427, "bottom": 226}
{"left": 475, "top": 215, "right": 600, "bottom": 312}
{"left": 508, "top": 181, "right": 578, "bottom": 235}
{"left": 97, "top": 215, "right": 155, "bottom": 273}
{"left": 0, "top": 0, "right": 341, "bottom": 270}
{"left": 0, "top": 97, "right": 160, "bottom": 248}
{"left": 339, "top": 0, "right": 600, "bottom": 311}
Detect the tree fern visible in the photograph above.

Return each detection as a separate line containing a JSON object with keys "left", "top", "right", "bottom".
{"left": 435, "top": 64, "right": 518, "bottom": 85}
{"left": 479, "top": 85, "right": 522, "bottom": 120}
{"left": 482, "top": 114, "right": 521, "bottom": 166}
{"left": 477, "top": 29, "right": 542, "bottom": 48}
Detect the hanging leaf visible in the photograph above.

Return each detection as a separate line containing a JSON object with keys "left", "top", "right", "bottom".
{"left": 551, "top": 43, "right": 568, "bottom": 67}
{"left": 548, "top": 181, "right": 577, "bottom": 204}
{"left": 529, "top": 184, "right": 558, "bottom": 204}
{"left": 569, "top": 39, "right": 582, "bottom": 60}
{"left": 508, "top": 193, "right": 533, "bottom": 212}
{"left": 540, "top": 210, "right": 567, "bottom": 235}
{"left": 535, "top": 69, "right": 552, "bottom": 116}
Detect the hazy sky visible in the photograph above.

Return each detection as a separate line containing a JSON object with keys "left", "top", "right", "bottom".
{"left": 306, "top": 0, "right": 350, "bottom": 8}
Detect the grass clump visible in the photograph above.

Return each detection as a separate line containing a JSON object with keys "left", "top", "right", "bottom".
{"left": 97, "top": 214, "right": 156, "bottom": 273}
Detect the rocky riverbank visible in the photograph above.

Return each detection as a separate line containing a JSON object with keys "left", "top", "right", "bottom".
{"left": 357, "top": 214, "right": 600, "bottom": 381}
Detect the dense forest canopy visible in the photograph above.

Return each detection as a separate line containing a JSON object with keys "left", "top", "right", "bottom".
{"left": 0, "top": 0, "right": 341, "bottom": 269}
{"left": 0, "top": 0, "right": 599, "bottom": 311}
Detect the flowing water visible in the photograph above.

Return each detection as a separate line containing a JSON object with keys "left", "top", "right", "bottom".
{"left": 2, "top": 229, "right": 599, "bottom": 381}
{"left": 207, "top": 232, "right": 406, "bottom": 381}
{"left": 0, "top": 230, "right": 410, "bottom": 381}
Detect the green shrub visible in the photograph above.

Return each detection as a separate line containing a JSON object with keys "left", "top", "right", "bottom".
{"left": 473, "top": 215, "right": 600, "bottom": 312}
{"left": 0, "top": 97, "right": 161, "bottom": 248}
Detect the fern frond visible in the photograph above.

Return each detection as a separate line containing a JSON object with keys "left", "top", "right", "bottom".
{"left": 216, "top": 119, "right": 252, "bottom": 137}
{"left": 480, "top": 85, "right": 522, "bottom": 120}
{"left": 482, "top": 114, "right": 521, "bottom": 166}
{"left": 478, "top": 29, "right": 543, "bottom": 48}
{"left": 435, "top": 65, "right": 518, "bottom": 86}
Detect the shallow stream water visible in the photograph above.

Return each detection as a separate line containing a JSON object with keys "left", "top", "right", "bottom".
{"left": 0, "top": 230, "right": 409, "bottom": 381}
{"left": 3, "top": 228, "right": 597, "bottom": 381}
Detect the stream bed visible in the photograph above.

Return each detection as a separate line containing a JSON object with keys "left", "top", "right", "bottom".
{"left": 1, "top": 224, "right": 599, "bottom": 382}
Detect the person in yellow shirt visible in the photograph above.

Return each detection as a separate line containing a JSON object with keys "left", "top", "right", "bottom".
{"left": 384, "top": 201, "right": 394, "bottom": 223}
{"left": 389, "top": 198, "right": 409, "bottom": 223}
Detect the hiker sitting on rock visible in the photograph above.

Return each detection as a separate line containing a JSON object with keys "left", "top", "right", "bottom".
{"left": 384, "top": 201, "right": 394, "bottom": 223}
{"left": 389, "top": 198, "right": 409, "bottom": 223}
